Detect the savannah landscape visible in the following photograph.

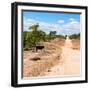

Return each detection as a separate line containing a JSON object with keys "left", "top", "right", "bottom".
{"left": 22, "top": 11, "right": 80, "bottom": 79}
{"left": 23, "top": 24, "right": 80, "bottom": 78}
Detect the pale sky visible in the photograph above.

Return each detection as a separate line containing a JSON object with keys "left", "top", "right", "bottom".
{"left": 23, "top": 11, "right": 80, "bottom": 35}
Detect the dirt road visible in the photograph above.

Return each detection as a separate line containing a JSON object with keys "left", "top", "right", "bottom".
{"left": 42, "top": 37, "right": 80, "bottom": 76}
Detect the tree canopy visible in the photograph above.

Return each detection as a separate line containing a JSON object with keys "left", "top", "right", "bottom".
{"left": 23, "top": 23, "right": 66, "bottom": 49}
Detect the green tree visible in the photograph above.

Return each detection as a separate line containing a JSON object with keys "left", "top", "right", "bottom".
{"left": 29, "top": 24, "right": 39, "bottom": 31}
{"left": 28, "top": 23, "right": 46, "bottom": 47}
{"left": 49, "top": 31, "right": 57, "bottom": 40}
{"left": 69, "top": 33, "right": 80, "bottom": 39}
{"left": 23, "top": 31, "right": 31, "bottom": 49}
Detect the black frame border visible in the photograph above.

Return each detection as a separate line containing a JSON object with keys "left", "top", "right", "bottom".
{"left": 11, "top": 2, "right": 88, "bottom": 87}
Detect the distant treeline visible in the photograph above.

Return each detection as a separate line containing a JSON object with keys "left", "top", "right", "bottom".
{"left": 23, "top": 23, "right": 80, "bottom": 49}
{"left": 69, "top": 33, "right": 80, "bottom": 39}
{"left": 23, "top": 24, "right": 65, "bottom": 49}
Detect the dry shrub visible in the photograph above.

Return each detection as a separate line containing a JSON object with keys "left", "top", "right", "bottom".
{"left": 71, "top": 39, "right": 80, "bottom": 50}
{"left": 51, "top": 38, "right": 65, "bottom": 46}
{"left": 44, "top": 39, "right": 65, "bottom": 51}
{"left": 23, "top": 38, "right": 63, "bottom": 77}
{"left": 23, "top": 49, "right": 62, "bottom": 77}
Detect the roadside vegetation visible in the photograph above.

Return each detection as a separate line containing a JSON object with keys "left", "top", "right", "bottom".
{"left": 23, "top": 23, "right": 65, "bottom": 51}
{"left": 69, "top": 33, "right": 80, "bottom": 50}
{"left": 23, "top": 23, "right": 66, "bottom": 77}
{"left": 69, "top": 33, "right": 80, "bottom": 39}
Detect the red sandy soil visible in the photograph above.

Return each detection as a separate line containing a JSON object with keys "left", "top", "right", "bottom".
{"left": 23, "top": 37, "right": 80, "bottom": 78}
{"left": 39, "top": 37, "right": 80, "bottom": 77}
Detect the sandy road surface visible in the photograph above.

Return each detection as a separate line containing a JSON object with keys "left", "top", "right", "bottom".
{"left": 42, "top": 37, "right": 80, "bottom": 76}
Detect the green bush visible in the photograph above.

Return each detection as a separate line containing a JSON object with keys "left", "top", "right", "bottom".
{"left": 69, "top": 33, "right": 80, "bottom": 39}
{"left": 23, "top": 23, "right": 65, "bottom": 49}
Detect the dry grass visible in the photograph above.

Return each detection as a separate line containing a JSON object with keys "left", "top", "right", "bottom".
{"left": 23, "top": 50, "right": 62, "bottom": 77}
{"left": 23, "top": 38, "right": 65, "bottom": 77}
{"left": 71, "top": 39, "right": 80, "bottom": 50}
{"left": 51, "top": 38, "right": 65, "bottom": 46}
